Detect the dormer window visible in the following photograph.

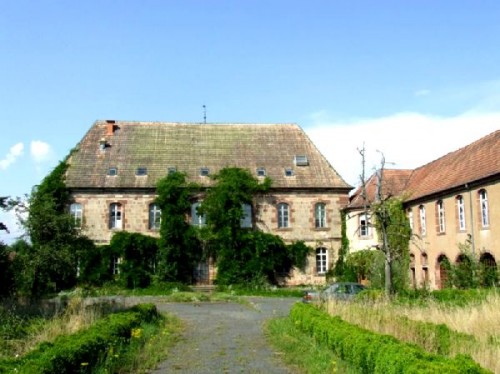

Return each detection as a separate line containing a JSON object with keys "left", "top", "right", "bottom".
{"left": 167, "top": 167, "right": 177, "bottom": 175}
{"left": 200, "top": 167, "right": 210, "bottom": 176}
{"left": 256, "top": 167, "right": 266, "bottom": 177}
{"left": 294, "top": 155, "right": 309, "bottom": 166}
{"left": 99, "top": 138, "right": 107, "bottom": 151}
{"left": 107, "top": 167, "right": 118, "bottom": 176}
{"left": 285, "top": 168, "right": 294, "bottom": 177}
{"left": 136, "top": 167, "right": 148, "bottom": 176}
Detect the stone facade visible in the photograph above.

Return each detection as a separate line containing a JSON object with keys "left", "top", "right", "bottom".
{"left": 72, "top": 188, "right": 349, "bottom": 285}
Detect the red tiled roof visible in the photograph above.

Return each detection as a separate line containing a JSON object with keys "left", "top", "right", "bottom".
{"left": 404, "top": 129, "right": 500, "bottom": 201}
{"left": 348, "top": 129, "right": 500, "bottom": 207}
{"left": 348, "top": 169, "right": 413, "bottom": 209}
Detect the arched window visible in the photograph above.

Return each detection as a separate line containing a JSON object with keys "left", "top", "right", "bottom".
{"left": 315, "top": 203, "right": 326, "bottom": 228}
{"left": 456, "top": 195, "right": 466, "bottom": 231}
{"left": 316, "top": 247, "right": 328, "bottom": 274}
{"left": 407, "top": 208, "right": 414, "bottom": 232}
{"left": 419, "top": 205, "right": 426, "bottom": 236}
{"left": 70, "top": 203, "right": 83, "bottom": 228}
{"left": 479, "top": 189, "right": 489, "bottom": 228}
{"left": 149, "top": 203, "right": 161, "bottom": 230}
{"left": 109, "top": 203, "right": 123, "bottom": 229}
{"left": 277, "top": 203, "right": 289, "bottom": 228}
{"left": 436, "top": 200, "right": 445, "bottom": 233}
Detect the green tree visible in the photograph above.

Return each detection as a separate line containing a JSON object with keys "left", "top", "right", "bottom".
{"left": 332, "top": 210, "right": 350, "bottom": 281}
{"left": 155, "top": 172, "right": 202, "bottom": 283}
{"left": 372, "top": 196, "right": 412, "bottom": 293}
{"left": 200, "top": 167, "right": 308, "bottom": 285}
{"left": 345, "top": 249, "right": 385, "bottom": 286}
{"left": 20, "top": 158, "right": 94, "bottom": 296}
{"left": 109, "top": 231, "right": 158, "bottom": 288}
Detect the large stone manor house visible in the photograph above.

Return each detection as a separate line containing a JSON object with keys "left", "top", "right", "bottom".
{"left": 65, "top": 120, "right": 352, "bottom": 285}
{"left": 65, "top": 120, "right": 499, "bottom": 288}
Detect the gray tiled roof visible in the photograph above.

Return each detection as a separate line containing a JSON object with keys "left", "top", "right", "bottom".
{"left": 65, "top": 120, "right": 352, "bottom": 190}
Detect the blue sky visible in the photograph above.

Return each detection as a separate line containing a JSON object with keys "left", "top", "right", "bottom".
{"left": 1, "top": 1, "right": 500, "bottom": 242}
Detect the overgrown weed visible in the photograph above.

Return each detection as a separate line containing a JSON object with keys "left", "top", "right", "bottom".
{"left": 323, "top": 289, "right": 500, "bottom": 373}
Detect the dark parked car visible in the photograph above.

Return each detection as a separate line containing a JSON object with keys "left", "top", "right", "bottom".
{"left": 302, "top": 282, "right": 366, "bottom": 303}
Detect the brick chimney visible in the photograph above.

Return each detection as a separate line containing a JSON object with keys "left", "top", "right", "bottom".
{"left": 106, "top": 120, "right": 116, "bottom": 136}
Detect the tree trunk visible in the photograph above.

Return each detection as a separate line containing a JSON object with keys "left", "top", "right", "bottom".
{"left": 382, "top": 229, "right": 392, "bottom": 296}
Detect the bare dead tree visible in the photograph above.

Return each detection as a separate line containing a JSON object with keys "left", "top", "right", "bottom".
{"left": 358, "top": 149, "right": 411, "bottom": 295}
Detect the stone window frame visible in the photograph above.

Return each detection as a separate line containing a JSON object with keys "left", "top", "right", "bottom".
{"left": 148, "top": 203, "right": 161, "bottom": 231}
{"left": 315, "top": 247, "right": 328, "bottom": 275}
{"left": 314, "top": 202, "right": 327, "bottom": 229}
{"left": 277, "top": 202, "right": 290, "bottom": 229}
{"left": 109, "top": 202, "right": 123, "bottom": 230}
{"left": 70, "top": 202, "right": 83, "bottom": 228}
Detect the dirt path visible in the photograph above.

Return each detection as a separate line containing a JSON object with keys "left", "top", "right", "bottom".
{"left": 147, "top": 297, "right": 299, "bottom": 374}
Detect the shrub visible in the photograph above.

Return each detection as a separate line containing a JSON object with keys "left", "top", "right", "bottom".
{"left": 0, "top": 304, "right": 159, "bottom": 373}
{"left": 290, "top": 303, "right": 489, "bottom": 373}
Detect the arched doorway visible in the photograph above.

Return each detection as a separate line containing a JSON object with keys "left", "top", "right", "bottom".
{"left": 479, "top": 252, "right": 498, "bottom": 287}
{"left": 436, "top": 255, "right": 450, "bottom": 289}
{"left": 455, "top": 254, "right": 474, "bottom": 288}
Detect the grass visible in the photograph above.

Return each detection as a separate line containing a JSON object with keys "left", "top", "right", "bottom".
{"left": 0, "top": 297, "right": 184, "bottom": 373}
{"left": 266, "top": 317, "right": 358, "bottom": 374}
{"left": 0, "top": 297, "right": 107, "bottom": 359}
{"left": 93, "top": 312, "right": 183, "bottom": 373}
{"left": 322, "top": 289, "right": 500, "bottom": 373}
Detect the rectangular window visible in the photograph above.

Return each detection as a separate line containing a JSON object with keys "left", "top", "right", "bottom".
{"left": 107, "top": 167, "right": 118, "bottom": 176}
{"left": 191, "top": 202, "right": 206, "bottom": 226}
{"left": 457, "top": 196, "right": 466, "bottom": 231}
{"left": 70, "top": 203, "right": 83, "bottom": 228}
{"left": 136, "top": 167, "right": 148, "bottom": 176}
{"left": 294, "top": 155, "right": 309, "bottom": 166}
{"left": 149, "top": 203, "right": 161, "bottom": 230}
{"left": 437, "top": 200, "right": 446, "bottom": 233}
{"left": 200, "top": 167, "right": 210, "bottom": 176}
{"left": 240, "top": 203, "right": 253, "bottom": 228}
{"left": 109, "top": 203, "right": 123, "bottom": 229}
{"left": 479, "top": 190, "right": 489, "bottom": 228}
{"left": 408, "top": 209, "right": 414, "bottom": 232}
{"left": 256, "top": 167, "right": 266, "bottom": 177}
{"left": 359, "top": 213, "right": 370, "bottom": 237}
{"left": 316, "top": 248, "right": 328, "bottom": 274}
{"left": 112, "top": 256, "right": 121, "bottom": 275}
{"left": 168, "top": 167, "right": 177, "bottom": 175}
{"left": 284, "top": 168, "right": 294, "bottom": 177}
{"left": 315, "top": 203, "right": 326, "bottom": 228}
{"left": 277, "top": 203, "right": 289, "bottom": 228}
{"left": 419, "top": 205, "right": 426, "bottom": 236}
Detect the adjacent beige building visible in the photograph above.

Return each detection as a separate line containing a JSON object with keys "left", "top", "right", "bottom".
{"left": 346, "top": 130, "right": 499, "bottom": 289}
{"left": 65, "top": 120, "right": 352, "bottom": 285}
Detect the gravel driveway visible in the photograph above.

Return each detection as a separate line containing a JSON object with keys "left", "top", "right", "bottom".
{"left": 147, "top": 297, "right": 300, "bottom": 374}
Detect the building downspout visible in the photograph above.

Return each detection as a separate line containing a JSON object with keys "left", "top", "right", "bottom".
{"left": 466, "top": 184, "right": 476, "bottom": 254}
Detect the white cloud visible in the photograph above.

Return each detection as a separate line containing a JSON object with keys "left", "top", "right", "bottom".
{"left": 30, "top": 141, "right": 53, "bottom": 163}
{"left": 305, "top": 111, "right": 500, "bottom": 189}
{"left": 0, "top": 143, "right": 24, "bottom": 170}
